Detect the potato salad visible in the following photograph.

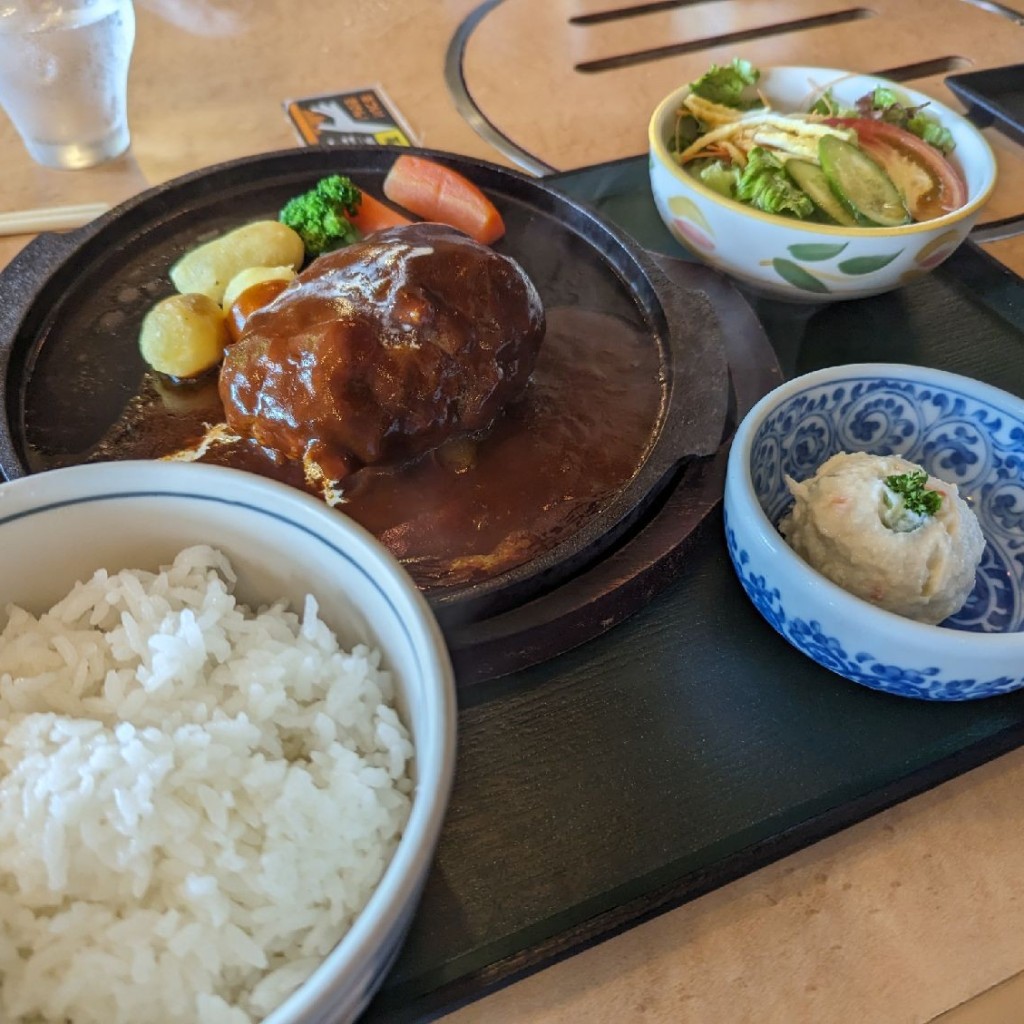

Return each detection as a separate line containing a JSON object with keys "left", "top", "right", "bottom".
{"left": 779, "top": 452, "right": 984, "bottom": 624}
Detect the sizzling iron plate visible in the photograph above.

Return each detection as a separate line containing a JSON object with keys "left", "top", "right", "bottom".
{"left": 0, "top": 147, "right": 730, "bottom": 623}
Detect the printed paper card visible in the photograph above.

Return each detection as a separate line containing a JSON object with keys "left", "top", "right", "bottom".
{"left": 285, "top": 87, "right": 415, "bottom": 148}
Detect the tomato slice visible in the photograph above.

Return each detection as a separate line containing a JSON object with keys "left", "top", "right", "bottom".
{"left": 383, "top": 155, "right": 506, "bottom": 245}
{"left": 825, "top": 118, "right": 967, "bottom": 221}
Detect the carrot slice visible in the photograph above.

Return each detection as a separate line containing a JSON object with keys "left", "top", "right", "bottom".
{"left": 349, "top": 191, "right": 412, "bottom": 235}
{"left": 383, "top": 155, "right": 506, "bottom": 245}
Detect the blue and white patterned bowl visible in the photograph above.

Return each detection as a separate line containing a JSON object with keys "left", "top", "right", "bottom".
{"left": 723, "top": 363, "right": 1024, "bottom": 700}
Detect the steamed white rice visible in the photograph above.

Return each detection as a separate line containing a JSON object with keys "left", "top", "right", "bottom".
{"left": 0, "top": 545, "right": 414, "bottom": 1024}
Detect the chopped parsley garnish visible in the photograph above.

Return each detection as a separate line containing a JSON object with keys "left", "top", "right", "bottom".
{"left": 885, "top": 469, "right": 942, "bottom": 516}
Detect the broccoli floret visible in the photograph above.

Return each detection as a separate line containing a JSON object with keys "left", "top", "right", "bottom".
{"left": 280, "top": 175, "right": 363, "bottom": 256}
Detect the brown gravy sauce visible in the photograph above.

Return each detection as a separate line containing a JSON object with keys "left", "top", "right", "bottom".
{"left": 86, "top": 307, "right": 663, "bottom": 590}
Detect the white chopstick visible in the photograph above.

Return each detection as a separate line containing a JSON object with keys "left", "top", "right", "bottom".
{"left": 0, "top": 202, "right": 110, "bottom": 237}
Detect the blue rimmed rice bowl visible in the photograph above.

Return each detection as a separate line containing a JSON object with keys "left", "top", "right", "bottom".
{"left": 0, "top": 460, "right": 457, "bottom": 1023}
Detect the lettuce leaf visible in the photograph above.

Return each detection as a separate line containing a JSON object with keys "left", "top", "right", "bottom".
{"left": 906, "top": 112, "right": 955, "bottom": 155}
{"left": 670, "top": 112, "right": 701, "bottom": 154}
{"left": 689, "top": 58, "right": 760, "bottom": 107}
{"left": 856, "top": 87, "right": 956, "bottom": 155}
{"left": 735, "top": 147, "right": 815, "bottom": 218}
{"left": 808, "top": 87, "right": 857, "bottom": 118}
{"left": 870, "top": 86, "right": 900, "bottom": 110}
{"left": 696, "top": 159, "right": 740, "bottom": 198}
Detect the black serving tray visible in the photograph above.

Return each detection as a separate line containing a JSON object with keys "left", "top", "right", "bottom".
{"left": 360, "top": 154, "right": 1024, "bottom": 1023}
{"left": 947, "top": 63, "right": 1024, "bottom": 146}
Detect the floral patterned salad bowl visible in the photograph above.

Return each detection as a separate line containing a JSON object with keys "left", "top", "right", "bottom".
{"left": 648, "top": 66, "right": 997, "bottom": 301}
{"left": 724, "top": 363, "right": 1024, "bottom": 700}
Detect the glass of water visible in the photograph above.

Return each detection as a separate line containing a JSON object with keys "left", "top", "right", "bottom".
{"left": 0, "top": 0, "right": 136, "bottom": 170}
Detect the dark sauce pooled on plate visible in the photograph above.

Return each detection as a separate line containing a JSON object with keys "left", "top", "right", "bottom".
{"left": 32, "top": 305, "right": 662, "bottom": 590}
{"left": 23, "top": 221, "right": 666, "bottom": 591}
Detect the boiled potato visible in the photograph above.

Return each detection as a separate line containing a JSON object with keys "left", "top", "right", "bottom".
{"left": 169, "top": 221, "right": 304, "bottom": 303}
{"left": 221, "top": 264, "right": 296, "bottom": 314}
{"left": 139, "top": 293, "right": 230, "bottom": 378}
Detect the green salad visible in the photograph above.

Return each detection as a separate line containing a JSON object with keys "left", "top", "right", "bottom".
{"left": 670, "top": 59, "right": 967, "bottom": 227}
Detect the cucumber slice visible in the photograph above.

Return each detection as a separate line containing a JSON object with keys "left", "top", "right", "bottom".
{"left": 818, "top": 134, "right": 911, "bottom": 227}
{"left": 785, "top": 159, "right": 858, "bottom": 227}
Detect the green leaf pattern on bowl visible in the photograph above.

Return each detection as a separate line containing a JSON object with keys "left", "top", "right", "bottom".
{"left": 771, "top": 244, "right": 905, "bottom": 293}
{"left": 772, "top": 258, "right": 830, "bottom": 293}
{"left": 786, "top": 243, "right": 847, "bottom": 261}
{"left": 837, "top": 253, "right": 901, "bottom": 275}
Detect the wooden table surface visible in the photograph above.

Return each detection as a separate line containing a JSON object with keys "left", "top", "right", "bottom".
{"left": 2, "top": 2, "right": 1024, "bottom": 1022}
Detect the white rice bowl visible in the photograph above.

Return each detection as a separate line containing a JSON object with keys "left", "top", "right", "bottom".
{"left": 0, "top": 544, "right": 415, "bottom": 1024}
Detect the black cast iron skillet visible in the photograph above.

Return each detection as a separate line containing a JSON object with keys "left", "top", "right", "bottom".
{"left": 0, "top": 147, "right": 730, "bottom": 625}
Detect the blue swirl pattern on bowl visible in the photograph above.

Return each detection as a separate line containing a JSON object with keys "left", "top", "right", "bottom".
{"left": 724, "top": 367, "right": 1024, "bottom": 701}
{"left": 752, "top": 376, "right": 1024, "bottom": 634}
{"left": 724, "top": 518, "right": 1019, "bottom": 700}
